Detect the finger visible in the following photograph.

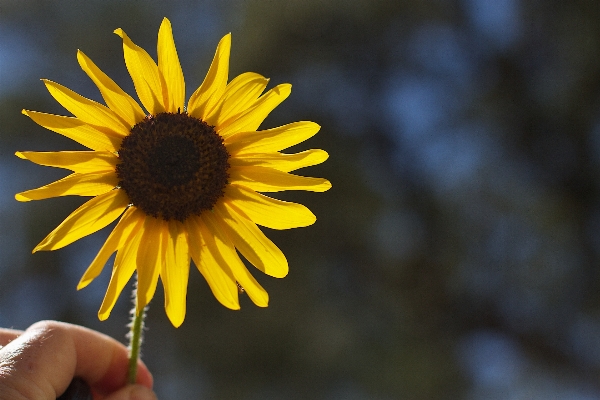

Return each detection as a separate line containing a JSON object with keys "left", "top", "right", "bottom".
{"left": 65, "top": 324, "right": 153, "bottom": 395}
{"left": 103, "top": 384, "right": 157, "bottom": 400}
{"left": 0, "top": 328, "right": 23, "bottom": 346}
{"left": 0, "top": 321, "right": 153, "bottom": 399}
{"left": 56, "top": 377, "right": 91, "bottom": 400}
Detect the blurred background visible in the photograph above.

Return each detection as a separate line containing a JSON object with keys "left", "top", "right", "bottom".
{"left": 2, "top": 0, "right": 600, "bottom": 398}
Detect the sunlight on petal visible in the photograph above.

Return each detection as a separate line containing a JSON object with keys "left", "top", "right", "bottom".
{"left": 229, "top": 166, "right": 332, "bottom": 193}
{"left": 135, "top": 216, "right": 163, "bottom": 314}
{"left": 22, "top": 110, "right": 122, "bottom": 152}
{"left": 158, "top": 18, "right": 185, "bottom": 113}
{"left": 162, "top": 220, "right": 190, "bottom": 327}
{"left": 115, "top": 28, "right": 165, "bottom": 115}
{"left": 188, "top": 33, "right": 231, "bottom": 120}
{"left": 78, "top": 207, "right": 144, "bottom": 289}
{"left": 43, "top": 79, "right": 130, "bottom": 136}
{"left": 202, "top": 212, "right": 269, "bottom": 307}
{"left": 33, "top": 189, "right": 129, "bottom": 252}
{"left": 230, "top": 149, "right": 329, "bottom": 172}
{"left": 186, "top": 216, "right": 240, "bottom": 310}
{"left": 225, "top": 121, "right": 321, "bottom": 154}
{"left": 16, "top": 151, "right": 117, "bottom": 173}
{"left": 77, "top": 50, "right": 145, "bottom": 127}
{"left": 205, "top": 72, "right": 268, "bottom": 127}
{"left": 215, "top": 202, "right": 288, "bottom": 278}
{"left": 224, "top": 184, "right": 316, "bottom": 230}
{"left": 98, "top": 220, "right": 145, "bottom": 320}
{"left": 218, "top": 84, "right": 291, "bottom": 138}
{"left": 15, "top": 171, "right": 117, "bottom": 201}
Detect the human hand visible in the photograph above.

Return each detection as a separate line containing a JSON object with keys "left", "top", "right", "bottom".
{"left": 0, "top": 320, "right": 157, "bottom": 399}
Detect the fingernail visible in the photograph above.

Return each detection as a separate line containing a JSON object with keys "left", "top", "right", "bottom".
{"left": 130, "top": 385, "right": 157, "bottom": 400}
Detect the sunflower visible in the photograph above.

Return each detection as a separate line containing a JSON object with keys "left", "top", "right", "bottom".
{"left": 16, "top": 18, "right": 330, "bottom": 327}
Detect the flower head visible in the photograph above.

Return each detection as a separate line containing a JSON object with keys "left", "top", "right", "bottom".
{"left": 16, "top": 18, "right": 330, "bottom": 327}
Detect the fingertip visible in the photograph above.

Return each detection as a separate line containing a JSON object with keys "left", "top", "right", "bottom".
{"left": 130, "top": 385, "right": 157, "bottom": 400}
{"left": 104, "top": 384, "right": 157, "bottom": 400}
{"left": 134, "top": 359, "right": 154, "bottom": 389}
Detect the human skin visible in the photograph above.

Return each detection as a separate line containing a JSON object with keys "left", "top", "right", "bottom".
{"left": 0, "top": 320, "right": 156, "bottom": 400}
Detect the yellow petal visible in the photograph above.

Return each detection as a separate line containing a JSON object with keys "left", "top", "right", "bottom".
{"left": 225, "top": 121, "right": 321, "bottom": 154}
{"left": 15, "top": 171, "right": 118, "bottom": 201}
{"left": 204, "top": 72, "right": 268, "bottom": 127}
{"left": 185, "top": 216, "right": 240, "bottom": 310}
{"left": 162, "top": 220, "right": 190, "bottom": 327}
{"left": 43, "top": 79, "right": 130, "bottom": 136}
{"left": 114, "top": 28, "right": 165, "bottom": 115}
{"left": 98, "top": 219, "right": 144, "bottom": 320}
{"left": 187, "top": 33, "right": 231, "bottom": 120}
{"left": 215, "top": 202, "right": 288, "bottom": 278}
{"left": 202, "top": 212, "right": 268, "bottom": 307}
{"left": 229, "top": 165, "right": 332, "bottom": 193}
{"left": 33, "top": 189, "right": 130, "bottom": 252}
{"left": 157, "top": 18, "right": 185, "bottom": 113}
{"left": 22, "top": 110, "right": 122, "bottom": 152}
{"left": 230, "top": 149, "right": 329, "bottom": 172}
{"left": 218, "top": 84, "right": 291, "bottom": 138}
{"left": 78, "top": 207, "right": 144, "bottom": 289}
{"left": 77, "top": 50, "right": 145, "bottom": 127}
{"left": 15, "top": 151, "right": 117, "bottom": 173}
{"left": 224, "top": 184, "right": 316, "bottom": 229}
{"left": 135, "top": 216, "right": 163, "bottom": 314}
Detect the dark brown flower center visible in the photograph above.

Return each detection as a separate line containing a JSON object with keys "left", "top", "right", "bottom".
{"left": 116, "top": 112, "right": 229, "bottom": 221}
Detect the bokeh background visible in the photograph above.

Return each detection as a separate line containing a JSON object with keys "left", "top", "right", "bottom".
{"left": 2, "top": 0, "right": 600, "bottom": 398}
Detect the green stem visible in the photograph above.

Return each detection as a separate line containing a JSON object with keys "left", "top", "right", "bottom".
{"left": 127, "top": 291, "right": 147, "bottom": 384}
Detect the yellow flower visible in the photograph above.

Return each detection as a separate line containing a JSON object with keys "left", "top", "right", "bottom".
{"left": 16, "top": 18, "right": 330, "bottom": 327}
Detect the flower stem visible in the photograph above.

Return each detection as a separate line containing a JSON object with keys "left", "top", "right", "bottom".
{"left": 127, "top": 306, "right": 145, "bottom": 384}
{"left": 127, "top": 281, "right": 147, "bottom": 385}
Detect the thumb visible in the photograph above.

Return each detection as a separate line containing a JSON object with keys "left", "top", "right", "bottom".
{"left": 103, "top": 384, "right": 157, "bottom": 400}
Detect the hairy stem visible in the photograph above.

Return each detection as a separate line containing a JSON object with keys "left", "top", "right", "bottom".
{"left": 127, "top": 279, "right": 147, "bottom": 384}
